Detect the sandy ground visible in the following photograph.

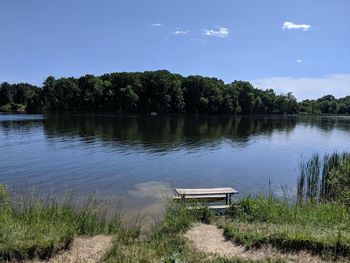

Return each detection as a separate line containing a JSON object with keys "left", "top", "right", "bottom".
{"left": 24, "top": 223, "right": 347, "bottom": 262}
{"left": 185, "top": 223, "right": 333, "bottom": 263}
{"left": 30, "top": 235, "right": 113, "bottom": 263}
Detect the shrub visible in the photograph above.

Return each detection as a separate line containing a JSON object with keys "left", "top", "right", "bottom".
{"left": 0, "top": 103, "right": 12, "bottom": 112}
{"left": 194, "top": 206, "right": 216, "bottom": 224}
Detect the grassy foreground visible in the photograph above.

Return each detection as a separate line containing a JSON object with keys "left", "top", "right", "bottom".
{"left": 217, "top": 196, "right": 350, "bottom": 259}
{"left": 0, "top": 184, "right": 284, "bottom": 263}
{"left": 2, "top": 185, "right": 348, "bottom": 262}
{"left": 103, "top": 203, "right": 285, "bottom": 263}
{"left": 216, "top": 153, "right": 350, "bottom": 260}
{"left": 0, "top": 184, "right": 120, "bottom": 260}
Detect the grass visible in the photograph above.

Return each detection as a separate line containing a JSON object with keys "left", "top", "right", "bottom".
{"left": 103, "top": 202, "right": 286, "bottom": 263}
{"left": 297, "top": 152, "right": 350, "bottom": 202}
{"left": 0, "top": 184, "right": 120, "bottom": 260}
{"left": 209, "top": 259, "right": 285, "bottom": 263}
{"left": 203, "top": 152, "right": 350, "bottom": 259}
{"left": 1, "top": 184, "right": 283, "bottom": 262}
{"left": 218, "top": 196, "right": 350, "bottom": 259}
{"left": 103, "top": 201, "right": 201, "bottom": 262}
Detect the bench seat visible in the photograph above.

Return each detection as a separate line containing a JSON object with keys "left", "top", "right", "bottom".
{"left": 175, "top": 187, "right": 238, "bottom": 195}
{"left": 173, "top": 187, "right": 238, "bottom": 210}
{"left": 188, "top": 205, "right": 230, "bottom": 210}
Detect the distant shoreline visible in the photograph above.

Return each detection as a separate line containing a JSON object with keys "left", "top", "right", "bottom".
{"left": 1, "top": 70, "right": 349, "bottom": 115}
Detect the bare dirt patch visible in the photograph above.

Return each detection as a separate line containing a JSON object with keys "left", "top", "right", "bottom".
{"left": 30, "top": 235, "right": 112, "bottom": 263}
{"left": 185, "top": 223, "right": 334, "bottom": 263}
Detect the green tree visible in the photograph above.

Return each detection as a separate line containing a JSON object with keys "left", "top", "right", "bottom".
{"left": 0, "top": 82, "right": 14, "bottom": 105}
{"left": 318, "top": 95, "right": 337, "bottom": 113}
{"left": 79, "top": 75, "right": 105, "bottom": 110}
{"left": 220, "top": 84, "right": 240, "bottom": 113}
{"left": 233, "top": 81, "right": 255, "bottom": 114}
{"left": 43, "top": 77, "right": 80, "bottom": 110}
{"left": 140, "top": 70, "right": 184, "bottom": 112}
{"left": 2, "top": 70, "right": 350, "bottom": 115}
{"left": 275, "top": 92, "right": 298, "bottom": 114}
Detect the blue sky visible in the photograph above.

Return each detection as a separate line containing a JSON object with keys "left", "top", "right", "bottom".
{"left": 1, "top": 0, "right": 349, "bottom": 100}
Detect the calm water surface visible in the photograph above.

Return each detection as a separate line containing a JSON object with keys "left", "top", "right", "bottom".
{"left": 1, "top": 113, "right": 350, "bottom": 216}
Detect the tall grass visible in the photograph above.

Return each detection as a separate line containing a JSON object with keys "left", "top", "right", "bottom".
{"left": 222, "top": 196, "right": 350, "bottom": 258}
{"left": 0, "top": 184, "right": 121, "bottom": 261}
{"left": 297, "top": 152, "right": 350, "bottom": 202}
{"left": 104, "top": 201, "right": 200, "bottom": 262}
{"left": 221, "top": 152, "right": 350, "bottom": 259}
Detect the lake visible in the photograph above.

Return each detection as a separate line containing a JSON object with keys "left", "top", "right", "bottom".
{"left": 1, "top": 113, "right": 350, "bottom": 217}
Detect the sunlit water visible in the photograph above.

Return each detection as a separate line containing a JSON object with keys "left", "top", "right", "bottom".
{"left": 1, "top": 113, "right": 350, "bottom": 217}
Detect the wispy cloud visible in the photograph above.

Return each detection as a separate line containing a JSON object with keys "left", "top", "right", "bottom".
{"left": 203, "top": 26, "right": 229, "bottom": 38}
{"left": 296, "top": 59, "right": 303, "bottom": 63}
{"left": 151, "top": 23, "right": 162, "bottom": 27}
{"left": 172, "top": 30, "right": 190, "bottom": 35}
{"left": 283, "top": 21, "right": 311, "bottom": 31}
{"left": 253, "top": 74, "right": 350, "bottom": 100}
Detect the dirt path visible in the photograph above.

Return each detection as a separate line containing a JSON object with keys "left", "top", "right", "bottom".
{"left": 31, "top": 235, "right": 113, "bottom": 263}
{"left": 185, "top": 223, "right": 330, "bottom": 263}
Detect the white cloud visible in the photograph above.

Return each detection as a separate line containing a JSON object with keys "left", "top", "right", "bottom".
{"left": 173, "top": 30, "right": 190, "bottom": 35}
{"left": 203, "top": 26, "right": 229, "bottom": 38}
{"left": 151, "top": 23, "right": 162, "bottom": 27}
{"left": 253, "top": 74, "right": 350, "bottom": 101}
{"left": 296, "top": 59, "right": 303, "bottom": 63}
{"left": 283, "top": 21, "right": 311, "bottom": 31}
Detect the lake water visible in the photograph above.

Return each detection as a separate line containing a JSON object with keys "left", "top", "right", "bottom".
{"left": 1, "top": 113, "right": 350, "bottom": 217}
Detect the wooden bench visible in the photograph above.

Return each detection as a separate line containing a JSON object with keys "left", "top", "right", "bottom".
{"left": 173, "top": 187, "right": 239, "bottom": 209}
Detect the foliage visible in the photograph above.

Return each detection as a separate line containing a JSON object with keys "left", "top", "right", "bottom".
{"left": 329, "top": 158, "right": 350, "bottom": 206}
{"left": 2, "top": 70, "right": 348, "bottom": 114}
{"left": 0, "top": 103, "right": 12, "bottom": 112}
{"left": 193, "top": 206, "right": 216, "bottom": 224}
{"left": 161, "top": 253, "right": 181, "bottom": 263}
{"left": 299, "top": 95, "right": 350, "bottom": 115}
{"left": 209, "top": 258, "right": 286, "bottom": 263}
{"left": 0, "top": 82, "right": 42, "bottom": 112}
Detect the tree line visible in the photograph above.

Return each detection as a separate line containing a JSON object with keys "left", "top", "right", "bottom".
{"left": 1, "top": 70, "right": 349, "bottom": 114}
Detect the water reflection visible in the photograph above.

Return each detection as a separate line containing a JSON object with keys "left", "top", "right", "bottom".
{"left": 39, "top": 114, "right": 304, "bottom": 153}
{"left": 2, "top": 114, "right": 349, "bottom": 152}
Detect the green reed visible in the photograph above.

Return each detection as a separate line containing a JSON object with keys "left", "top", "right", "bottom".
{"left": 297, "top": 152, "right": 350, "bottom": 203}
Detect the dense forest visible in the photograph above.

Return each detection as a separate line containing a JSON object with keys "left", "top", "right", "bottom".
{"left": 0, "top": 70, "right": 349, "bottom": 114}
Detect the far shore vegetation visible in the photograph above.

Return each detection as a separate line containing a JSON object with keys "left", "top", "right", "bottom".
{"left": 1, "top": 70, "right": 350, "bottom": 115}
{"left": 1, "top": 151, "right": 350, "bottom": 262}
